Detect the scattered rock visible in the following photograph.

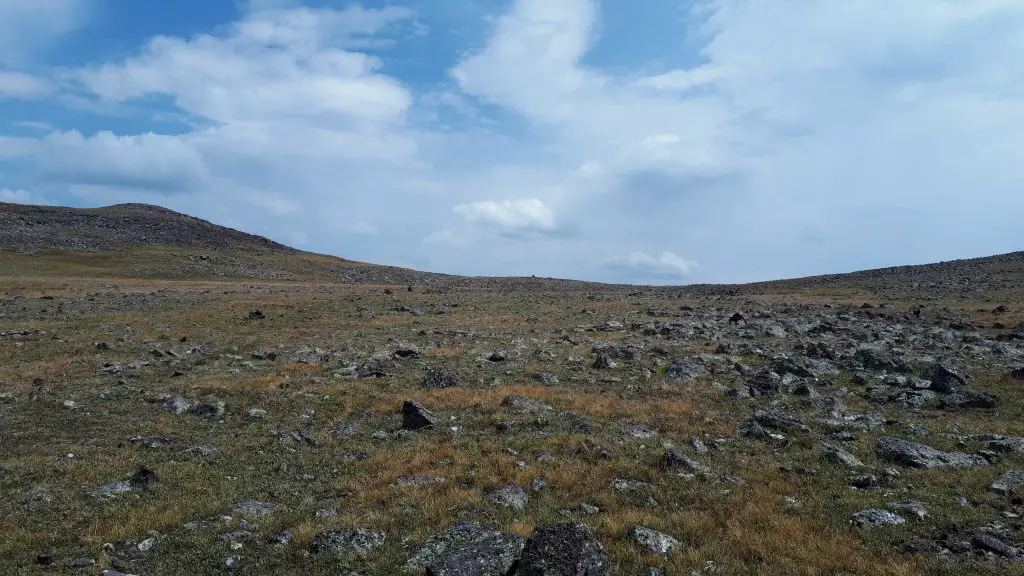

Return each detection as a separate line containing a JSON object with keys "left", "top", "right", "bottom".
{"left": 921, "top": 362, "right": 969, "bottom": 394}
{"left": 876, "top": 437, "right": 989, "bottom": 469}
{"left": 422, "top": 367, "right": 460, "bottom": 389}
{"left": 629, "top": 525, "right": 680, "bottom": 554}
{"left": 231, "top": 500, "right": 275, "bottom": 517}
{"left": 943, "top": 390, "right": 1000, "bottom": 409}
{"left": 990, "top": 470, "right": 1024, "bottom": 496}
{"left": 852, "top": 509, "right": 907, "bottom": 528}
{"left": 517, "top": 523, "right": 610, "bottom": 576}
{"left": 887, "top": 501, "right": 928, "bottom": 520}
{"left": 660, "top": 448, "right": 704, "bottom": 471}
{"left": 402, "top": 399, "right": 437, "bottom": 430}
{"left": 415, "top": 524, "right": 525, "bottom": 576}
{"left": 309, "top": 528, "right": 386, "bottom": 557}
{"left": 820, "top": 442, "right": 866, "bottom": 469}
{"left": 486, "top": 483, "right": 529, "bottom": 511}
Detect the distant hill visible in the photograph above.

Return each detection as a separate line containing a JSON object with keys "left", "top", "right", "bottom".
{"left": 0, "top": 202, "right": 296, "bottom": 254}
{"left": 0, "top": 201, "right": 1020, "bottom": 300}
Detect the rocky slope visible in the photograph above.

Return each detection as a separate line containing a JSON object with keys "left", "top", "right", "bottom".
{"left": 0, "top": 202, "right": 296, "bottom": 254}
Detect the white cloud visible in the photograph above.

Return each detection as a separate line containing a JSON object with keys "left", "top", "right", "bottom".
{"left": 0, "top": 70, "right": 53, "bottom": 99}
{"left": 608, "top": 251, "right": 699, "bottom": 280}
{"left": 454, "top": 198, "right": 556, "bottom": 232}
{"left": 0, "top": 188, "right": 52, "bottom": 205}
{"left": 79, "top": 7, "right": 413, "bottom": 125}
{"left": 36, "top": 130, "right": 209, "bottom": 191}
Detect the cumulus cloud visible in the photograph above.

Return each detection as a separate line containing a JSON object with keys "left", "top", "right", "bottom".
{"left": 36, "top": 131, "right": 209, "bottom": 192}
{"left": 0, "top": 188, "right": 52, "bottom": 205}
{"left": 79, "top": 6, "right": 414, "bottom": 125}
{"left": 607, "top": 251, "right": 699, "bottom": 281}
{"left": 455, "top": 198, "right": 554, "bottom": 230}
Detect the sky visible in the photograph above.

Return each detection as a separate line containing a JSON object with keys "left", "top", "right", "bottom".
{"left": 1, "top": 0, "right": 1023, "bottom": 284}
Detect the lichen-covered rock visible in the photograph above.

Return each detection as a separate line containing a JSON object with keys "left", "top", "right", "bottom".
{"left": 517, "top": 523, "right": 609, "bottom": 576}
{"left": 819, "top": 442, "right": 866, "bottom": 469}
{"left": 852, "top": 509, "right": 906, "bottom": 528}
{"left": 424, "top": 530, "right": 525, "bottom": 576}
{"left": 486, "top": 483, "right": 529, "bottom": 511}
{"left": 309, "top": 528, "right": 385, "bottom": 557}
{"left": 754, "top": 409, "right": 810, "bottom": 433}
{"left": 990, "top": 470, "right": 1024, "bottom": 496}
{"left": 405, "top": 522, "right": 523, "bottom": 574}
{"left": 628, "top": 525, "right": 680, "bottom": 554}
{"left": 942, "top": 390, "right": 1000, "bottom": 410}
{"left": 876, "top": 437, "right": 989, "bottom": 469}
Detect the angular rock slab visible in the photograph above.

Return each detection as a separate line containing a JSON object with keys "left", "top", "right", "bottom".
{"left": 425, "top": 531, "right": 525, "bottom": 576}
{"left": 876, "top": 437, "right": 989, "bottom": 469}
{"left": 402, "top": 399, "right": 438, "bottom": 430}
{"left": 517, "top": 523, "right": 610, "bottom": 576}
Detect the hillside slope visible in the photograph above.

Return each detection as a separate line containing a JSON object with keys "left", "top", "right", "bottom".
{"left": 0, "top": 203, "right": 296, "bottom": 254}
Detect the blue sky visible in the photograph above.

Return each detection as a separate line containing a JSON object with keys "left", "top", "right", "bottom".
{"left": 1, "top": 0, "right": 1023, "bottom": 284}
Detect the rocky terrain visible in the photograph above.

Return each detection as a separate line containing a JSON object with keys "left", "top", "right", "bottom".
{"left": 1, "top": 203, "right": 1023, "bottom": 575}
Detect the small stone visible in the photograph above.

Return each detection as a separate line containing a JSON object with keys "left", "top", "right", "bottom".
{"left": 486, "top": 482, "right": 529, "bottom": 511}
{"left": 886, "top": 500, "right": 928, "bottom": 520}
{"left": 629, "top": 525, "right": 680, "bottom": 554}
{"left": 247, "top": 408, "right": 267, "bottom": 419}
{"left": 231, "top": 500, "right": 275, "bottom": 517}
{"left": 852, "top": 509, "right": 906, "bottom": 528}
{"left": 70, "top": 557, "right": 96, "bottom": 568}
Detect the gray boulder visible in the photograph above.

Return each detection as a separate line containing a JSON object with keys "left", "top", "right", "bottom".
{"left": 886, "top": 500, "right": 928, "bottom": 520}
{"left": 852, "top": 509, "right": 906, "bottom": 528}
{"left": 819, "top": 443, "right": 866, "bottom": 469}
{"left": 664, "top": 359, "right": 707, "bottom": 382}
{"left": 660, "top": 448, "right": 704, "bottom": 471}
{"left": 517, "top": 523, "right": 610, "bottom": 576}
{"left": 309, "top": 528, "right": 385, "bottom": 557}
{"left": 990, "top": 470, "right": 1024, "bottom": 496}
{"left": 406, "top": 522, "right": 524, "bottom": 575}
{"left": 983, "top": 436, "right": 1024, "bottom": 457}
{"left": 942, "top": 390, "right": 999, "bottom": 410}
{"left": 402, "top": 399, "right": 437, "bottom": 430}
{"left": 754, "top": 409, "right": 810, "bottom": 433}
{"left": 921, "top": 362, "right": 968, "bottom": 394}
{"left": 876, "top": 437, "right": 989, "bottom": 469}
